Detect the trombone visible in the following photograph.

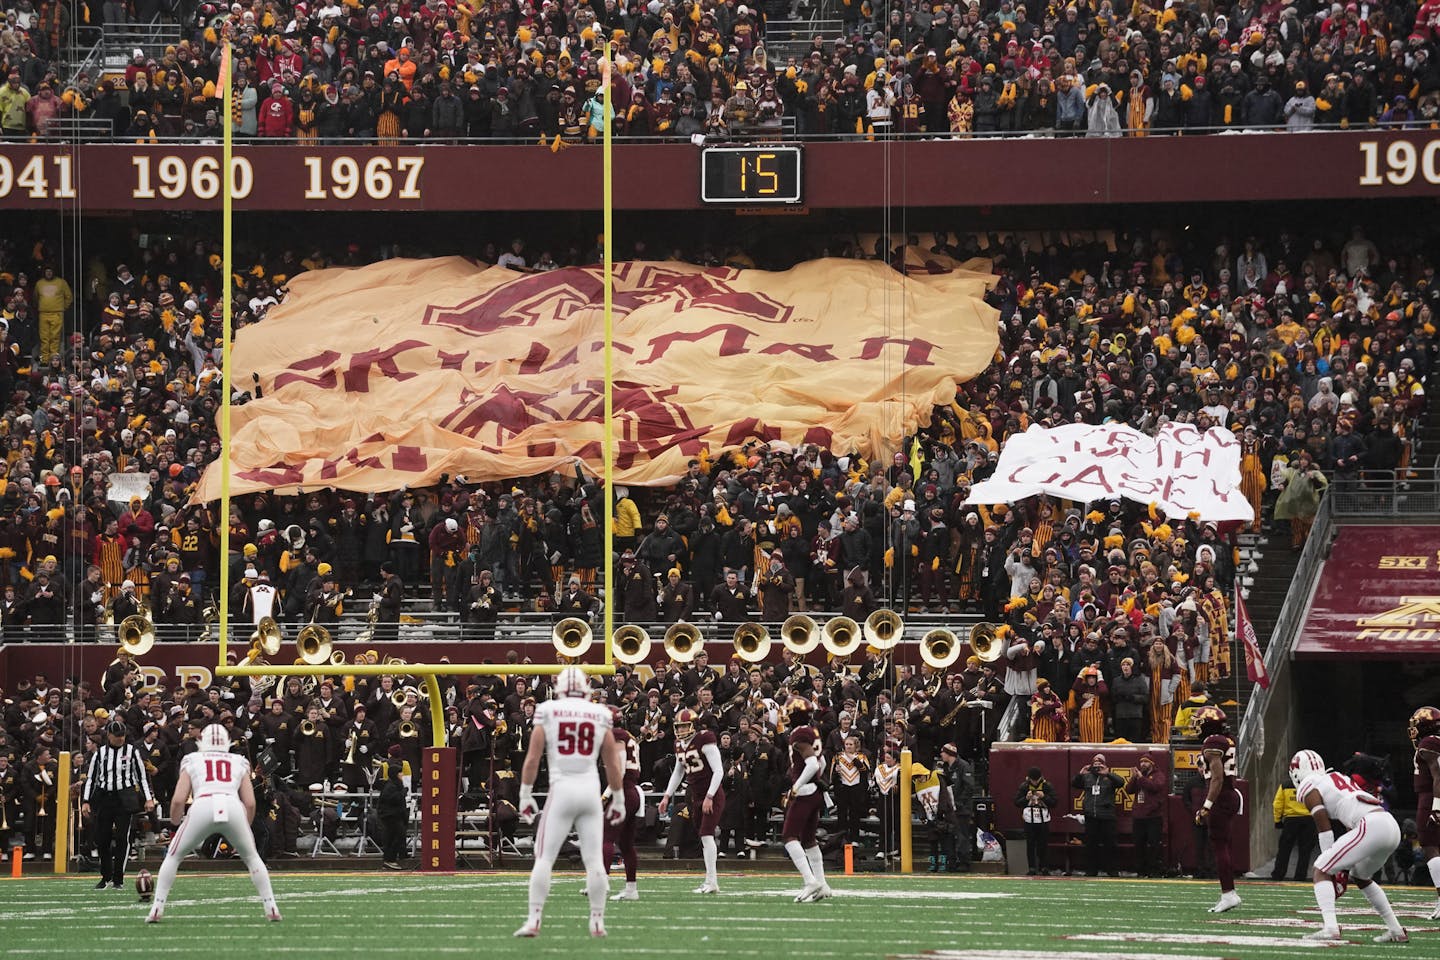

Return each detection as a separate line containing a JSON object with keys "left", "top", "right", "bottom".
{"left": 552, "top": 617, "right": 595, "bottom": 659}
{"left": 663, "top": 622, "right": 704, "bottom": 663}
{"left": 782, "top": 614, "right": 822, "bottom": 655}
{"left": 612, "top": 624, "right": 652, "bottom": 665}
{"left": 733, "top": 622, "right": 771, "bottom": 662}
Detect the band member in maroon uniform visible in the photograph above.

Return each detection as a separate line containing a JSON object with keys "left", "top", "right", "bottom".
{"left": 604, "top": 707, "right": 643, "bottom": 901}
{"left": 781, "top": 698, "right": 832, "bottom": 902}
{"left": 1193, "top": 705, "right": 1243, "bottom": 913}
{"left": 658, "top": 708, "right": 725, "bottom": 893}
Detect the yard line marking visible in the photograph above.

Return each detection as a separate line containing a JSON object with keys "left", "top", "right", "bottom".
{"left": 1065, "top": 932, "right": 1350, "bottom": 949}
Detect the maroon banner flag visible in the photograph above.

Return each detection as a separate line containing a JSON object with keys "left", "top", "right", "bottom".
{"left": 1234, "top": 577, "right": 1270, "bottom": 690}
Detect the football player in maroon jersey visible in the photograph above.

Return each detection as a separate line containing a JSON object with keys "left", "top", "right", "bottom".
{"left": 1193, "top": 705, "right": 1243, "bottom": 913}
{"left": 658, "top": 708, "right": 726, "bottom": 893}
{"left": 604, "top": 707, "right": 643, "bottom": 901}
{"left": 781, "top": 698, "right": 832, "bottom": 902}
{"left": 1408, "top": 706, "right": 1440, "bottom": 919}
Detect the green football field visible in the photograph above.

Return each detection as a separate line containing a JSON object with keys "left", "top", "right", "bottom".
{"left": 2, "top": 871, "right": 1436, "bottom": 959}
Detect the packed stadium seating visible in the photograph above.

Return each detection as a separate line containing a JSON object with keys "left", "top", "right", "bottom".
{"left": 9, "top": 0, "right": 1440, "bottom": 139}
{"left": 0, "top": 213, "right": 1432, "bottom": 870}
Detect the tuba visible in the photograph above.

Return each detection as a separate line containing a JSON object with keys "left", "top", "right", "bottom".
{"left": 612, "top": 624, "right": 653, "bottom": 665}
{"left": 968, "top": 622, "right": 1005, "bottom": 663}
{"left": 733, "top": 622, "right": 771, "bottom": 662}
{"left": 663, "top": 622, "right": 704, "bottom": 663}
{"left": 782, "top": 614, "right": 822, "bottom": 654}
{"left": 863, "top": 609, "right": 904, "bottom": 650}
{"left": 295, "top": 624, "right": 333, "bottom": 666}
{"left": 821, "top": 615, "right": 863, "bottom": 657}
{"left": 118, "top": 614, "right": 156, "bottom": 658}
{"left": 920, "top": 628, "right": 962, "bottom": 670}
{"left": 249, "top": 616, "right": 284, "bottom": 658}
{"left": 552, "top": 617, "right": 595, "bottom": 659}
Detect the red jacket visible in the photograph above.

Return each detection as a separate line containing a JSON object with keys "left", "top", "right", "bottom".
{"left": 257, "top": 95, "right": 294, "bottom": 137}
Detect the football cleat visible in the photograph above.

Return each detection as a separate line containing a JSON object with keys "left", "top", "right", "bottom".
{"left": 1304, "top": 927, "right": 1343, "bottom": 941}
{"left": 1407, "top": 706, "right": 1440, "bottom": 746}
{"left": 693, "top": 882, "right": 719, "bottom": 894}
{"left": 1207, "top": 891, "right": 1242, "bottom": 913}
{"left": 795, "top": 881, "right": 823, "bottom": 902}
{"left": 144, "top": 906, "right": 163, "bottom": 924}
{"left": 265, "top": 903, "right": 282, "bottom": 922}
{"left": 589, "top": 917, "right": 607, "bottom": 938}
{"left": 1428, "top": 900, "right": 1440, "bottom": 920}
{"left": 610, "top": 888, "right": 639, "bottom": 901}
{"left": 1373, "top": 929, "right": 1409, "bottom": 944}
{"left": 815, "top": 883, "right": 834, "bottom": 901}
{"left": 513, "top": 919, "right": 542, "bottom": 938}
{"left": 1289, "top": 749, "right": 1326, "bottom": 789}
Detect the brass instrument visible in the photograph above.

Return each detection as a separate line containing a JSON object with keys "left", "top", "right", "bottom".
{"left": 822, "top": 615, "right": 863, "bottom": 657}
{"left": 612, "top": 624, "right": 653, "bottom": 665}
{"left": 197, "top": 603, "right": 218, "bottom": 643}
{"left": 292, "top": 658, "right": 318, "bottom": 696}
{"left": 782, "top": 614, "right": 822, "bottom": 655}
{"left": 734, "top": 622, "right": 771, "bottom": 662}
{"left": 663, "top": 622, "right": 703, "bottom": 663}
{"left": 383, "top": 655, "right": 407, "bottom": 666}
{"left": 720, "top": 679, "right": 751, "bottom": 713}
{"left": 343, "top": 731, "right": 360, "bottom": 766}
{"left": 399, "top": 720, "right": 418, "bottom": 739}
{"left": 118, "top": 614, "right": 156, "bottom": 657}
{"left": 295, "top": 623, "right": 333, "bottom": 666}
{"left": 863, "top": 609, "right": 904, "bottom": 650}
{"left": 329, "top": 649, "right": 346, "bottom": 666}
{"left": 920, "top": 628, "right": 962, "bottom": 670}
{"left": 968, "top": 622, "right": 1006, "bottom": 663}
{"left": 249, "top": 616, "right": 283, "bottom": 657}
{"left": 300, "top": 719, "right": 319, "bottom": 737}
{"left": 552, "top": 617, "right": 595, "bottom": 659}
{"left": 354, "top": 596, "right": 381, "bottom": 646}
{"left": 390, "top": 687, "right": 410, "bottom": 708}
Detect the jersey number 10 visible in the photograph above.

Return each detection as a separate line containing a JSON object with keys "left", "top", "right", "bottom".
{"left": 556, "top": 721, "right": 595, "bottom": 756}
{"left": 204, "top": 758, "right": 233, "bottom": 781}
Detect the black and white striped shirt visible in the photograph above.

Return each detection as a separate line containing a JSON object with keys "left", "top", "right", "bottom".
{"left": 82, "top": 742, "right": 154, "bottom": 803}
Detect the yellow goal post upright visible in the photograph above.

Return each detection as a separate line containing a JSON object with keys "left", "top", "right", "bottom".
{"left": 210, "top": 37, "right": 620, "bottom": 734}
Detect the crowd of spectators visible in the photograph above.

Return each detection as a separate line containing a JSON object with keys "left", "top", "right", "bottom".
{"left": 10, "top": 0, "right": 1440, "bottom": 139}
{"left": 0, "top": 217, "right": 1434, "bottom": 868}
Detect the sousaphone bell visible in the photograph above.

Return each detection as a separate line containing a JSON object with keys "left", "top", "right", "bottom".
{"left": 249, "top": 616, "right": 284, "bottom": 658}
{"left": 117, "top": 615, "right": 156, "bottom": 658}
{"left": 821, "top": 615, "right": 864, "bottom": 657}
{"left": 296, "top": 624, "right": 334, "bottom": 666}
{"left": 783, "top": 614, "right": 822, "bottom": 654}
{"left": 612, "top": 624, "right": 652, "bottom": 665}
{"left": 663, "top": 622, "right": 704, "bottom": 663}
{"left": 552, "top": 617, "right": 595, "bottom": 659}
{"left": 920, "top": 628, "right": 962, "bottom": 669}
{"left": 863, "top": 609, "right": 904, "bottom": 650}
{"left": 968, "top": 622, "right": 1006, "bottom": 663}
{"left": 733, "top": 622, "right": 771, "bottom": 662}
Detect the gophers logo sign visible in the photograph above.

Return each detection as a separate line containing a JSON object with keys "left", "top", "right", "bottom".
{"left": 196, "top": 258, "right": 998, "bottom": 497}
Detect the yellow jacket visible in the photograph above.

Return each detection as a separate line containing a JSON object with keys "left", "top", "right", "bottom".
{"left": 35, "top": 276, "right": 73, "bottom": 315}
{"left": 1273, "top": 785, "right": 1309, "bottom": 822}
{"left": 614, "top": 496, "right": 642, "bottom": 538}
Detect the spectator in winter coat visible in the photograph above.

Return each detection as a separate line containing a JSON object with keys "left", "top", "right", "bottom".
{"left": 257, "top": 84, "right": 294, "bottom": 138}
{"left": 1283, "top": 82, "right": 1316, "bottom": 130}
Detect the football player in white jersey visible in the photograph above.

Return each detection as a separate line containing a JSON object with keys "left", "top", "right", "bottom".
{"left": 1289, "top": 749, "right": 1408, "bottom": 943}
{"left": 147, "top": 724, "right": 280, "bottom": 923}
{"left": 514, "top": 665, "right": 626, "bottom": 939}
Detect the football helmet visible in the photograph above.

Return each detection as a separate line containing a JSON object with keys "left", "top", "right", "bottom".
{"left": 198, "top": 723, "right": 231, "bottom": 753}
{"left": 786, "top": 696, "right": 814, "bottom": 726}
{"left": 674, "top": 708, "right": 697, "bottom": 744}
{"left": 1194, "top": 704, "right": 1228, "bottom": 738}
{"left": 1289, "top": 749, "right": 1326, "bottom": 789}
{"left": 555, "top": 665, "right": 590, "bottom": 699}
{"left": 1408, "top": 706, "right": 1440, "bottom": 746}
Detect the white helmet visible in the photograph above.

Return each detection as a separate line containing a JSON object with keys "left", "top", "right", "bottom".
{"left": 555, "top": 665, "right": 590, "bottom": 699}
{"left": 198, "top": 723, "right": 231, "bottom": 753}
{"left": 1289, "top": 748, "right": 1326, "bottom": 789}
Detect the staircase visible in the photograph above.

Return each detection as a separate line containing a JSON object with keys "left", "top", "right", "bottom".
{"left": 1219, "top": 530, "right": 1300, "bottom": 726}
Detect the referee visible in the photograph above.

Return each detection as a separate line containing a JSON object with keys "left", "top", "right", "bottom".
{"left": 81, "top": 720, "right": 155, "bottom": 889}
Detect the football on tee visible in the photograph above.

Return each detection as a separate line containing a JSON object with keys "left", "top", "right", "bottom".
{"left": 136, "top": 869, "right": 154, "bottom": 903}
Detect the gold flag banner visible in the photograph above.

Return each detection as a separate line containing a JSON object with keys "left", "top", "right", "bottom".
{"left": 196, "top": 257, "right": 999, "bottom": 499}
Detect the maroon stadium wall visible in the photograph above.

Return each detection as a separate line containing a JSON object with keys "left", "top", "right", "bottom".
{"left": 2, "top": 131, "right": 1439, "bottom": 211}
